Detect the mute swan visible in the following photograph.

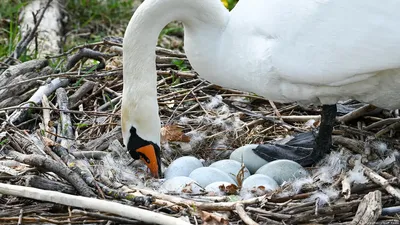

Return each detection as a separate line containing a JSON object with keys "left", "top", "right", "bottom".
{"left": 122, "top": 0, "right": 400, "bottom": 177}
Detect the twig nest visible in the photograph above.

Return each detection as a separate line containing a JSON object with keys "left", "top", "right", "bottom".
{"left": 255, "top": 159, "right": 309, "bottom": 185}
{"left": 189, "top": 167, "right": 236, "bottom": 187}
{"left": 229, "top": 144, "right": 269, "bottom": 173}
{"left": 240, "top": 174, "right": 279, "bottom": 198}
{"left": 164, "top": 156, "right": 203, "bottom": 180}
{"left": 209, "top": 159, "right": 251, "bottom": 182}
{"left": 205, "top": 181, "right": 238, "bottom": 196}
{"left": 160, "top": 176, "right": 203, "bottom": 194}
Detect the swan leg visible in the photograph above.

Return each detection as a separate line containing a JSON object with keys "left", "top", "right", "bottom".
{"left": 314, "top": 104, "right": 337, "bottom": 157}
{"left": 253, "top": 104, "right": 337, "bottom": 166}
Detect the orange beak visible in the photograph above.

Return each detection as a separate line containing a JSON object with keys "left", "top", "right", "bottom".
{"left": 136, "top": 144, "right": 160, "bottom": 178}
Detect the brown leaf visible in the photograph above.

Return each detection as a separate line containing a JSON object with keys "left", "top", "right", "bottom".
{"left": 199, "top": 211, "right": 228, "bottom": 225}
{"left": 181, "top": 182, "right": 194, "bottom": 193}
{"left": 160, "top": 125, "right": 191, "bottom": 143}
{"left": 105, "top": 57, "right": 122, "bottom": 70}
{"left": 223, "top": 184, "right": 239, "bottom": 195}
{"left": 236, "top": 163, "right": 247, "bottom": 188}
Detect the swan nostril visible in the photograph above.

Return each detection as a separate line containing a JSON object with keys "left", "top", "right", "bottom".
{"left": 139, "top": 152, "right": 151, "bottom": 164}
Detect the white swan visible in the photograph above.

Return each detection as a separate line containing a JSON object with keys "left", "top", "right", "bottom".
{"left": 122, "top": 0, "right": 400, "bottom": 177}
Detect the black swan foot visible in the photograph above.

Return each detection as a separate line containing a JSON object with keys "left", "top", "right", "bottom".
{"left": 253, "top": 104, "right": 337, "bottom": 167}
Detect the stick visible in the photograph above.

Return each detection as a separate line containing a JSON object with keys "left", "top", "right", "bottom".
{"left": 363, "top": 165, "right": 400, "bottom": 201}
{"left": 246, "top": 207, "right": 292, "bottom": 220}
{"left": 364, "top": 117, "right": 400, "bottom": 131}
{"left": 1, "top": 78, "right": 69, "bottom": 127}
{"left": 56, "top": 88, "right": 74, "bottom": 149}
{"left": 68, "top": 81, "right": 96, "bottom": 107}
{"left": 235, "top": 204, "right": 259, "bottom": 225}
{"left": 6, "top": 150, "right": 95, "bottom": 197}
{"left": 350, "top": 190, "right": 382, "bottom": 225}
{"left": 337, "top": 104, "right": 377, "bottom": 123}
{"left": 0, "top": 183, "right": 190, "bottom": 225}
{"left": 139, "top": 188, "right": 265, "bottom": 211}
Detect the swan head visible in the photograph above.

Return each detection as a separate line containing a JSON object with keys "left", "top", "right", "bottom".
{"left": 121, "top": 90, "right": 162, "bottom": 178}
{"left": 125, "top": 126, "right": 162, "bottom": 178}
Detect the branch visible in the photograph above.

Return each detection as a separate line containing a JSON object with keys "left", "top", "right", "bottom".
{"left": 235, "top": 204, "right": 259, "bottom": 225}
{"left": 5, "top": 150, "right": 95, "bottom": 197}
{"left": 0, "top": 183, "right": 191, "bottom": 225}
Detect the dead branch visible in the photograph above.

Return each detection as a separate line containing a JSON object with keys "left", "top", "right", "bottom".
{"left": 0, "top": 183, "right": 191, "bottom": 225}
{"left": 72, "top": 209, "right": 143, "bottom": 224}
{"left": 25, "top": 175, "right": 77, "bottom": 194}
{"left": 1, "top": 78, "right": 69, "bottom": 127}
{"left": 66, "top": 48, "right": 115, "bottom": 71}
{"left": 56, "top": 88, "right": 74, "bottom": 149}
{"left": 68, "top": 81, "right": 96, "bottom": 107}
{"left": 350, "top": 190, "right": 382, "bottom": 225}
{"left": 363, "top": 165, "right": 400, "bottom": 201}
{"left": 338, "top": 104, "right": 378, "bottom": 123}
{"left": 5, "top": 150, "right": 95, "bottom": 197}
{"left": 235, "top": 204, "right": 259, "bottom": 225}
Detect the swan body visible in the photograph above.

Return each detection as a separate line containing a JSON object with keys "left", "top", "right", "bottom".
{"left": 122, "top": 0, "right": 400, "bottom": 177}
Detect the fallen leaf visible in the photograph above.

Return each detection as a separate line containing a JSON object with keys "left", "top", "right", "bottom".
{"left": 222, "top": 184, "right": 239, "bottom": 195}
{"left": 105, "top": 57, "right": 122, "bottom": 70}
{"left": 199, "top": 210, "right": 228, "bottom": 225}
{"left": 160, "top": 125, "right": 191, "bottom": 143}
{"left": 165, "top": 100, "right": 175, "bottom": 108}
{"left": 181, "top": 182, "right": 195, "bottom": 193}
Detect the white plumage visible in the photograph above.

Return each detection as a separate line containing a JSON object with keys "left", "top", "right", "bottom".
{"left": 122, "top": 0, "right": 400, "bottom": 174}
{"left": 195, "top": 0, "right": 400, "bottom": 108}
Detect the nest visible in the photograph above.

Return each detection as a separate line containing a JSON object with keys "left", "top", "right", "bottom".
{"left": 0, "top": 36, "right": 400, "bottom": 225}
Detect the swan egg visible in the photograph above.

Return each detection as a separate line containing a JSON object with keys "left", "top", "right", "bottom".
{"left": 160, "top": 176, "right": 203, "bottom": 194}
{"left": 240, "top": 174, "right": 279, "bottom": 198}
{"left": 164, "top": 156, "right": 203, "bottom": 180}
{"left": 255, "top": 159, "right": 310, "bottom": 185}
{"left": 209, "top": 159, "right": 251, "bottom": 182}
{"left": 229, "top": 144, "right": 269, "bottom": 173}
{"left": 189, "top": 167, "right": 236, "bottom": 187}
{"left": 205, "top": 181, "right": 237, "bottom": 196}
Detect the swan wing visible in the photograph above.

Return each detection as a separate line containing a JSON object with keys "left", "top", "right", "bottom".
{"left": 233, "top": 0, "right": 400, "bottom": 86}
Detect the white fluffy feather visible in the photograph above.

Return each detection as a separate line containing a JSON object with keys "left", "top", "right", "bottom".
{"left": 314, "top": 151, "right": 348, "bottom": 183}
{"left": 347, "top": 159, "right": 368, "bottom": 184}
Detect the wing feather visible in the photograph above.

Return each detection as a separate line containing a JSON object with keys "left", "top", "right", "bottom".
{"left": 234, "top": 0, "right": 400, "bottom": 85}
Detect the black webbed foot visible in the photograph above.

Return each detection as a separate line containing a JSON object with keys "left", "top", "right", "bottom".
{"left": 253, "top": 104, "right": 337, "bottom": 167}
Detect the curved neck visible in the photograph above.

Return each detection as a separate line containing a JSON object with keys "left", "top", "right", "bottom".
{"left": 122, "top": 0, "right": 228, "bottom": 145}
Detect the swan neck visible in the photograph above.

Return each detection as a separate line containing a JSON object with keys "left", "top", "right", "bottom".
{"left": 122, "top": 0, "right": 228, "bottom": 145}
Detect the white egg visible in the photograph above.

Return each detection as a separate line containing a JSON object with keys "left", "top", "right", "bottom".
{"left": 164, "top": 156, "right": 203, "bottom": 180}
{"left": 205, "top": 181, "right": 237, "bottom": 196}
{"left": 189, "top": 167, "right": 236, "bottom": 187}
{"left": 209, "top": 159, "right": 250, "bottom": 182}
{"left": 256, "top": 159, "right": 310, "bottom": 185}
{"left": 160, "top": 176, "right": 203, "bottom": 194}
{"left": 229, "top": 144, "right": 269, "bottom": 173}
{"left": 240, "top": 174, "right": 279, "bottom": 198}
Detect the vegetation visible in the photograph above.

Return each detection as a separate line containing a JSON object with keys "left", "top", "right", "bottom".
{"left": 0, "top": 0, "right": 27, "bottom": 60}
{"left": 0, "top": 0, "right": 238, "bottom": 61}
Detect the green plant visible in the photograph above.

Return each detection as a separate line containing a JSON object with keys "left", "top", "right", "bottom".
{"left": 65, "top": 0, "right": 136, "bottom": 49}
{"left": 0, "top": 0, "right": 28, "bottom": 60}
{"left": 104, "top": 93, "right": 115, "bottom": 109}
{"left": 75, "top": 123, "right": 89, "bottom": 129}
{"left": 172, "top": 59, "right": 188, "bottom": 71}
{"left": 221, "top": 0, "right": 238, "bottom": 11}
{"left": 160, "top": 26, "right": 184, "bottom": 37}
{"left": 0, "top": 138, "right": 9, "bottom": 146}
{"left": 171, "top": 59, "right": 190, "bottom": 85}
